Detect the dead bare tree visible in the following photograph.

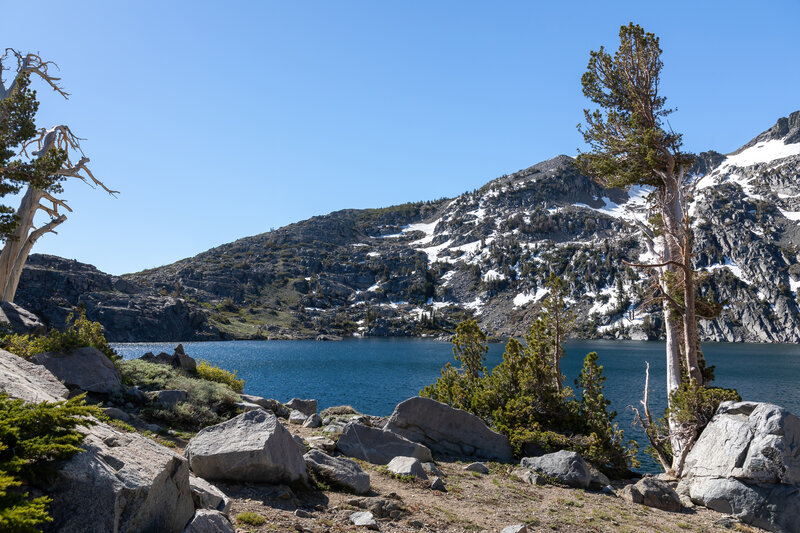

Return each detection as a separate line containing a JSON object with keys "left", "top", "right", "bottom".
{"left": 0, "top": 49, "right": 117, "bottom": 302}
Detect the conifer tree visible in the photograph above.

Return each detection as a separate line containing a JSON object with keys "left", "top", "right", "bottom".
{"left": 577, "top": 23, "right": 707, "bottom": 473}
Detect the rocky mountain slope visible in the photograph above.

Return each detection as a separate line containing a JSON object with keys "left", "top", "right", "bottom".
{"left": 16, "top": 111, "right": 800, "bottom": 342}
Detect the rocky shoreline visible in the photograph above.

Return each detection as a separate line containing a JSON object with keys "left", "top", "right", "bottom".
{"left": 1, "top": 342, "right": 798, "bottom": 533}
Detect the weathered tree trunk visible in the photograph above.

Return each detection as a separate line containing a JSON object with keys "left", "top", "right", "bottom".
{"left": 682, "top": 213, "right": 702, "bottom": 384}
{"left": 659, "top": 177, "right": 687, "bottom": 474}
{"left": 0, "top": 188, "right": 44, "bottom": 300}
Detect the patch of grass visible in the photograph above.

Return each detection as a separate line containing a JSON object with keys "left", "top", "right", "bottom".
{"left": 236, "top": 512, "right": 266, "bottom": 526}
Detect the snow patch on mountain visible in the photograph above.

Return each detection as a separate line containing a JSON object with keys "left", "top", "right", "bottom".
{"left": 725, "top": 139, "right": 800, "bottom": 167}
{"left": 513, "top": 287, "right": 548, "bottom": 308}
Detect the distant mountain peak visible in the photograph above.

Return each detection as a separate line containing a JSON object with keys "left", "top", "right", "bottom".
{"left": 733, "top": 110, "right": 800, "bottom": 154}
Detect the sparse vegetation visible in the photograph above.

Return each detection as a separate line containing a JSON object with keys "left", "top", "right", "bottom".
{"left": 235, "top": 511, "right": 266, "bottom": 526}
{"left": 1, "top": 308, "right": 118, "bottom": 361}
{"left": 119, "top": 359, "right": 240, "bottom": 430}
{"left": 0, "top": 393, "right": 100, "bottom": 531}
{"left": 196, "top": 360, "right": 244, "bottom": 393}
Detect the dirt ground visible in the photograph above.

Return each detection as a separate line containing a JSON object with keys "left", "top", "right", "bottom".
{"left": 183, "top": 424, "right": 759, "bottom": 533}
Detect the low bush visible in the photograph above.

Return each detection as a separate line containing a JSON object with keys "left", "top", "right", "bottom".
{"left": 235, "top": 512, "right": 266, "bottom": 526}
{"left": 1, "top": 309, "right": 118, "bottom": 362}
{"left": 119, "top": 359, "right": 240, "bottom": 430}
{"left": 0, "top": 393, "right": 100, "bottom": 531}
{"left": 196, "top": 360, "right": 244, "bottom": 392}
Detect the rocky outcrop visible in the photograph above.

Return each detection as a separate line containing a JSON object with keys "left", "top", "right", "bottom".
{"left": 0, "top": 348, "right": 68, "bottom": 403}
{"left": 385, "top": 397, "right": 513, "bottom": 462}
{"left": 286, "top": 398, "right": 317, "bottom": 416}
{"left": 678, "top": 401, "right": 800, "bottom": 532}
{"left": 32, "top": 347, "right": 123, "bottom": 394}
{"left": 185, "top": 409, "right": 308, "bottom": 485}
{"left": 15, "top": 254, "right": 219, "bottom": 342}
{"left": 303, "top": 449, "right": 371, "bottom": 494}
{"left": 0, "top": 301, "right": 45, "bottom": 335}
{"left": 336, "top": 422, "right": 433, "bottom": 465}
{"left": 45, "top": 422, "right": 195, "bottom": 533}
{"left": 519, "top": 450, "right": 592, "bottom": 489}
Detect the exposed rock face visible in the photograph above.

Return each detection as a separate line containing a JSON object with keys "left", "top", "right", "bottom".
{"left": 0, "top": 348, "right": 68, "bottom": 403}
{"left": 15, "top": 254, "right": 219, "bottom": 342}
{"left": 0, "top": 301, "right": 45, "bottom": 335}
{"left": 385, "top": 397, "right": 513, "bottom": 462}
{"left": 32, "top": 347, "right": 123, "bottom": 395}
{"left": 45, "top": 422, "right": 195, "bottom": 533}
{"left": 185, "top": 409, "right": 308, "bottom": 485}
{"left": 336, "top": 422, "right": 433, "bottom": 465}
{"left": 678, "top": 401, "right": 800, "bottom": 532}
{"left": 386, "top": 456, "right": 428, "bottom": 480}
{"left": 303, "top": 449, "right": 371, "bottom": 494}
{"left": 519, "top": 450, "right": 591, "bottom": 489}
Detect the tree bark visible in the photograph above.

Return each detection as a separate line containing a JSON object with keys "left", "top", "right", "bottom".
{"left": 0, "top": 187, "right": 43, "bottom": 300}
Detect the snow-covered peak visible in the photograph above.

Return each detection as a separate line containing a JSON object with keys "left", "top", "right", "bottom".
{"left": 723, "top": 139, "right": 800, "bottom": 168}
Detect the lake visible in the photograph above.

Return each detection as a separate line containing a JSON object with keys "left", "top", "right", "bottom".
{"left": 112, "top": 338, "right": 800, "bottom": 473}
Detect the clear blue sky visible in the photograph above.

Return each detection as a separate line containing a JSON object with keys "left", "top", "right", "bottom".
{"left": 3, "top": 1, "right": 798, "bottom": 275}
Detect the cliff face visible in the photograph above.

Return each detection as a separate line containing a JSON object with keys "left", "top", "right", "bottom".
{"left": 17, "top": 111, "right": 800, "bottom": 342}
{"left": 15, "top": 255, "right": 219, "bottom": 341}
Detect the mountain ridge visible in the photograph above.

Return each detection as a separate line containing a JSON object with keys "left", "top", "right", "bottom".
{"left": 15, "top": 111, "right": 800, "bottom": 342}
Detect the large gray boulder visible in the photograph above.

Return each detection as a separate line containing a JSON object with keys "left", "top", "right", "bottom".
{"left": 337, "top": 422, "right": 433, "bottom": 465}
{"left": 185, "top": 409, "right": 308, "bottom": 485}
{"left": 0, "top": 301, "right": 45, "bottom": 335}
{"left": 0, "top": 348, "right": 68, "bottom": 403}
{"left": 519, "top": 450, "right": 591, "bottom": 489}
{"left": 678, "top": 401, "right": 800, "bottom": 533}
{"left": 45, "top": 422, "right": 195, "bottom": 533}
{"left": 384, "top": 397, "right": 513, "bottom": 462}
{"left": 33, "top": 346, "right": 123, "bottom": 394}
{"left": 303, "top": 449, "right": 371, "bottom": 494}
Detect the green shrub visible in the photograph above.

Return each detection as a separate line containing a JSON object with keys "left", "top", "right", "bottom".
{"left": 1, "top": 309, "right": 118, "bottom": 362}
{"left": 196, "top": 360, "right": 244, "bottom": 392}
{"left": 235, "top": 512, "right": 266, "bottom": 526}
{"left": 119, "top": 360, "right": 240, "bottom": 430}
{"left": 0, "top": 393, "right": 100, "bottom": 532}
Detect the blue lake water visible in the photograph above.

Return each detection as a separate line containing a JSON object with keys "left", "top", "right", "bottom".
{"left": 112, "top": 338, "right": 800, "bottom": 473}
